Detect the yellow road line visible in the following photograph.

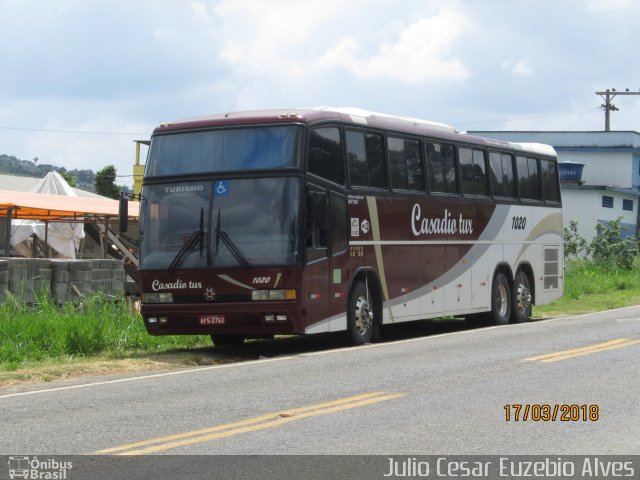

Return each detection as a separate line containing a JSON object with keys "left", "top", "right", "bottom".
{"left": 95, "top": 391, "right": 387, "bottom": 454}
{"left": 524, "top": 338, "right": 640, "bottom": 363}
{"left": 94, "top": 391, "right": 405, "bottom": 455}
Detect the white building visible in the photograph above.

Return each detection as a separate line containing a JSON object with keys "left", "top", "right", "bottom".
{"left": 469, "top": 130, "right": 640, "bottom": 243}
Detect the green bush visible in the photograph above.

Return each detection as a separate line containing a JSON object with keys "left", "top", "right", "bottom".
{"left": 590, "top": 219, "right": 638, "bottom": 269}
{"left": 564, "top": 217, "right": 638, "bottom": 270}
{"left": 563, "top": 220, "right": 588, "bottom": 258}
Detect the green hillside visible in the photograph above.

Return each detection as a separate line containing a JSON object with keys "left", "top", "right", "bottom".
{"left": 0, "top": 154, "right": 96, "bottom": 192}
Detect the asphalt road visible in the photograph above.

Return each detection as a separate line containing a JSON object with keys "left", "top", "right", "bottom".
{"left": 1, "top": 307, "right": 639, "bottom": 456}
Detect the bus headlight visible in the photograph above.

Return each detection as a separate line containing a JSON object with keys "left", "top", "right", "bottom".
{"left": 252, "top": 289, "right": 297, "bottom": 301}
{"left": 142, "top": 292, "right": 173, "bottom": 303}
{"left": 251, "top": 290, "right": 268, "bottom": 301}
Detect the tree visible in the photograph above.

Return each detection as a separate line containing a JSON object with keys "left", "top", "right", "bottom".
{"left": 94, "top": 165, "right": 121, "bottom": 199}
{"left": 59, "top": 169, "right": 77, "bottom": 188}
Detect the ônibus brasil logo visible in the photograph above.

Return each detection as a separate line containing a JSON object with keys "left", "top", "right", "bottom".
{"left": 8, "top": 456, "right": 73, "bottom": 479}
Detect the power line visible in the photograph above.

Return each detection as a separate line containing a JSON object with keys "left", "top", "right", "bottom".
{"left": 0, "top": 125, "right": 148, "bottom": 136}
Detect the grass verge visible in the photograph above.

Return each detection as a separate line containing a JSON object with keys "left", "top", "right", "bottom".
{"left": 2, "top": 259, "right": 640, "bottom": 386}
{"left": 533, "top": 260, "right": 640, "bottom": 317}
{"left": 0, "top": 292, "right": 212, "bottom": 385}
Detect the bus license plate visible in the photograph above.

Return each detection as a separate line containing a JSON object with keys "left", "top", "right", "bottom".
{"left": 199, "top": 315, "right": 225, "bottom": 325}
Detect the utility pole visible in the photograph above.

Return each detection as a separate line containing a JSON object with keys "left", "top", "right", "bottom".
{"left": 595, "top": 89, "right": 640, "bottom": 131}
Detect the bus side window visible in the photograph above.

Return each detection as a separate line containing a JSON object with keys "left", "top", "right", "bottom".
{"left": 305, "top": 186, "right": 329, "bottom": 263}
{"left": 388, "top": 137, "right": 425, "bottom": 193}
{"left": 426, "top": 142, "right": 458, "bottom": 194}
{"left": 528, "top": 157, "right": 542, "bottom": 200}
{"left": 516, "top": 156, "right": 542, "bottom": 200}
{"left": 346, "top": 130, "right": 388, "bottom": 189}
{"left": 308, "top": 127, "right": 345, "bottom": 185}
{"left": 490, "top": 152, "right": 516, "bottom": 198}
{"left": 460, "top": 148, "right": 488, "bottom": 196}
{"left": 541, "top": 159, "right": 561, "bottom": 203}
{"left": 388, "top": 137, "right": 408, "bottom": 190}
{"left": 406, "top": 140, "right": 425, "bottom": 192}
{"left": 330, "top": 192, "right": 348, "bottom": 254}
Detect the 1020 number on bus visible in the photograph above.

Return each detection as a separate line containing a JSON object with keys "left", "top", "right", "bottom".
{"left": 511, "top": 216, "right": 527, "bottom": 230}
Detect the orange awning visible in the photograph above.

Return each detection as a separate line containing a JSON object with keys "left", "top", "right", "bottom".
{"left": 0, "top": 189, "right": 140, "bottom": 221}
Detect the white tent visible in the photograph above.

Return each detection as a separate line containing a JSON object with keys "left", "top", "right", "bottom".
{"left": 10, "top": 172, "right": 85, "bottom": 259}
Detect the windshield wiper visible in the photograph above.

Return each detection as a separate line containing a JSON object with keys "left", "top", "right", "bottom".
{"left": 168, "top": 208, "right": 204, "bottom": 271}
{"left": 215, "top": 209, "right": 250, "bottom": 269}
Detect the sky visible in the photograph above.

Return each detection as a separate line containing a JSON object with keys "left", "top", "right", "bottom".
{"left": 1, "top": 0, "right": 640, "bottom": 186}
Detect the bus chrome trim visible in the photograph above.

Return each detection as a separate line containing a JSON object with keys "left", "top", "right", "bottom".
{"left": 366, "top": 195, "right": 393, "bottom": 322}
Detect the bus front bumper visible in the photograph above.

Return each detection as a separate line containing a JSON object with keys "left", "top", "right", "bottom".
{"left": 141, "top": 301, "right": 304, "bottom": 336}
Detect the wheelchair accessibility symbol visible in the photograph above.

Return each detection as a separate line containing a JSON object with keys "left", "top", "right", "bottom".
{"left": 215, "top": 180, "right": 229, "bottom": 196}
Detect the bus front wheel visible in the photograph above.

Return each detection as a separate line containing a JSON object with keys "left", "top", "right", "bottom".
{"left": 348, "top": 280, "right": 375, "bottom": 345}
{"left": 489, "top": 273, "right": 511, "bottom": 325}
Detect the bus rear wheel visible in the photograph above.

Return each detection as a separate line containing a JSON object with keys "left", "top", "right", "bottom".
{"left": 489, "top": 272, "right": 511, "bottom": 325}
{"left": 210, "top": 334, "right": 245, "bottom": 347}
{"left": 348, "top": 280, "right": 375, "bottom": 345}
{"left": 511, "top": 270, "right": 532, "bottom": 323}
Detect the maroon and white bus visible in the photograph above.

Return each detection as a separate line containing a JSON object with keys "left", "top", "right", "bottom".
{"left": 125, "top": 107, "right": 563, "bottom": 346}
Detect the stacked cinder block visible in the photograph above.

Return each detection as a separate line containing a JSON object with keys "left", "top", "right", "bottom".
{"left": 89, "top": 259, "right": 125, "bottom": 297}
{"left": 1, "top": 258, "right": 125, "bottom": 303}
{"left": 106, "top": 259, "right": 126, "bottom": 295}
{"left": 0, "top": 260, "right": 8, "bottom": 301}
{"left": 51, "top": 260, "right": 71, "bottom": 303}
{"left": 7, "top": 258, "right": 52, "bottom": 303}
{"left": 69, "top": 260, "right": 93, "bottom": 296}
{"left": 32, "top": 259, "right": 52, "bottom": 301}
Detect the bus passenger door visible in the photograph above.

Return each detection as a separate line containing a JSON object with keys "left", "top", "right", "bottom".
{"left": 302, "top": 185, "right": 330, "bottom": 333}
{"left": 328, "top": 192, "right": 349, "bottom": 331}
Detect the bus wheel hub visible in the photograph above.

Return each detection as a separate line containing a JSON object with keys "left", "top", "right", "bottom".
{"left": 516, "top": 284, "right": 531, "bottom": 312}
{"left": 354, "top": 296, "right": 373, "bottom": 334}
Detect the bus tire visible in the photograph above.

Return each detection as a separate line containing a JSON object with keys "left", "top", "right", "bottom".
{"left": 511, "top": 270, "right": 532, "bottom": 323}
{"left": 489, "top": 272, "right": 511, "bottom": 325}
{"left": 210, "top": 334, "right": 245, "bottom": 347}
{"left": 347, "top": 280, "right": 375, "bottom": 345}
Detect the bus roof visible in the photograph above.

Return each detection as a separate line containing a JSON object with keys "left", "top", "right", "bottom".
{"left": 154, "top": 107, "right": 557, "bottom": 158}
{"left": 508, "top": 142, "right": 558, "bottom": 157}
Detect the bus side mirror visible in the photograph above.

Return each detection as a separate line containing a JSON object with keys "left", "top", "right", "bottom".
{"left": 119, "top": 192, "right": 129, "bottom": 233}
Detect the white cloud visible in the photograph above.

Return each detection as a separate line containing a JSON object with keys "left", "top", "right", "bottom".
{"left": 3, "top": 0, "right": 640, "bottom": 182}
{"left": 586, "top": 0, "right": 638, "bottom": 9}
{"left": 208, "top": 1, "right": 469, "bottom": 85}
{"left": 210, "top": 0, "right": 344, "bottom": 78}
{"left": 501, "top": 58, "right": 534, "bottom": 78}
{"left": 320, "top": 7, "right": 469, "bottom": 83}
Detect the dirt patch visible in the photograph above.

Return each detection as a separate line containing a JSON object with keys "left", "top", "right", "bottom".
{"left": 0, "top": 351, "right": 250, "bottom": 389}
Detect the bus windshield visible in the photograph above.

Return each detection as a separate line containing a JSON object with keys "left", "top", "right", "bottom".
{"left": 139, "top": 177, "right": 300, "bottom": 269}
{"left": 145, "top": 125, "right": 302, "bottom": 177}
